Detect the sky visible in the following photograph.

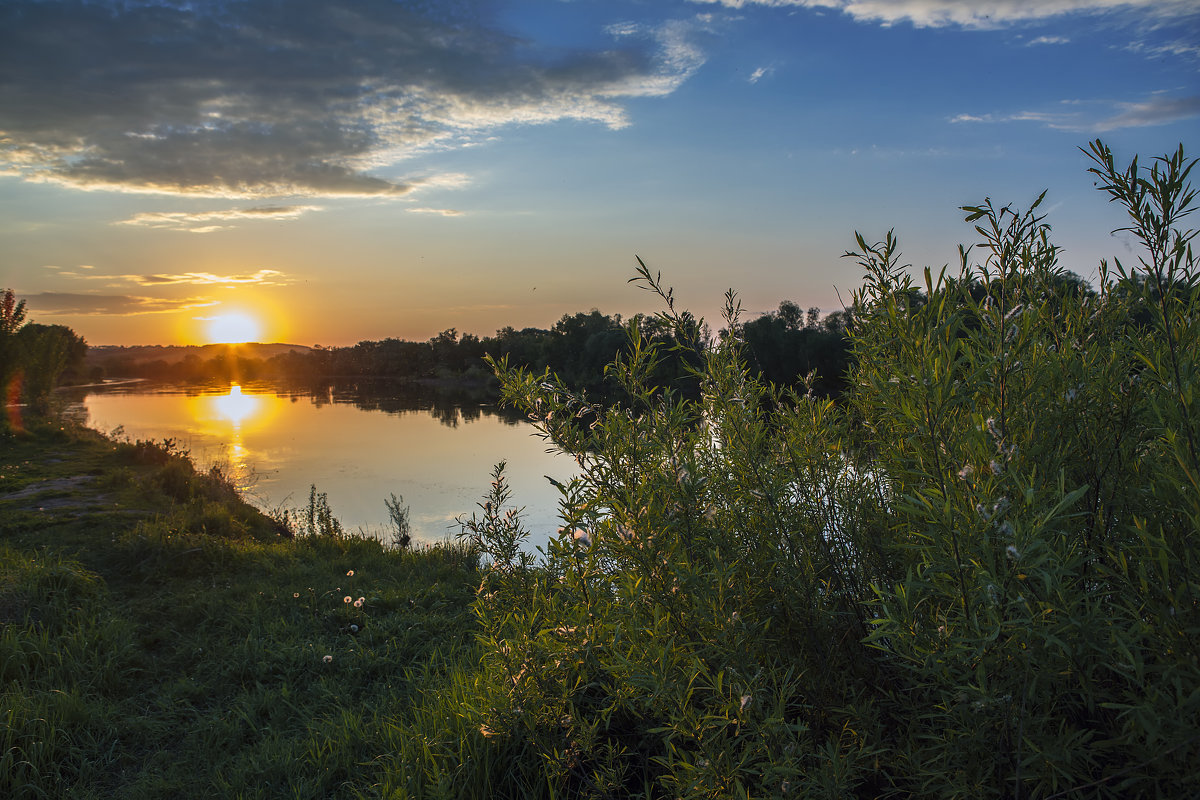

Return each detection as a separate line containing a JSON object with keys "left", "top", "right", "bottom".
{"left": 1, "top": 0, "right": 1197, "bottom": 347}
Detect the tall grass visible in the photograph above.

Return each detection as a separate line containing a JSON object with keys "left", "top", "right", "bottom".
{"left": 0, "top": 424, "right": 480, "bottom": 799}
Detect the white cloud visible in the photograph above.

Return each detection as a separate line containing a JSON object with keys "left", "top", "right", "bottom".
{"left": 407, "top": 207, "right": 465, "bottom": 217}
{"left": 688, "top": 0, "right": 1198, "bottom": 29}
{"left": 116, "top": 205, "right": 324, "bottom": 233}
{"left": 1028, "top": 35, "right": 1070, "bottom": 45}
{"left": 748, "top": 65, "right": 775, "bottom": 83}
{"left": 950, "top": 93, "right": 1200, "bottom": 131}
{"left": 0, "top": 1, "right": 706, "bottom": 198}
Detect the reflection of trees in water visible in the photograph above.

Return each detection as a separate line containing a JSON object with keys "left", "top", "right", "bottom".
{"left": 74, "top": 377, "right": 528, "bottom": 429}
{"left": 285, "top": 379, "right": 524, "bottom": 428}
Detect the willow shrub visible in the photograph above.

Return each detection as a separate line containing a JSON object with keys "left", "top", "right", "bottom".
{"left": 434, "top": 142, "right": 1198, "bottom": 799}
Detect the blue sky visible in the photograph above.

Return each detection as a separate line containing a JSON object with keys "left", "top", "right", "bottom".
{"left": 1, "top": 0, "right": 1197, "bottom": 345}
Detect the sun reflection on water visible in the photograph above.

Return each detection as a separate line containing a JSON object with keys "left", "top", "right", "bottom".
{"left": 187, "top": 383, "right": 277, "bottom": 492}
{"left": 213, "top": 383, "right": 260, "bottom": 426}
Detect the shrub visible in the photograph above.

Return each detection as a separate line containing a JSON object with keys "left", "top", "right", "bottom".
{"left": 432, "top": 141, "right": 1199, "bottom": 799}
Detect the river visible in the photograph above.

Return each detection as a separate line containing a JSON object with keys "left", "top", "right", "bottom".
{"left": 63, "top": 379, "right": 574, "bottom": 550}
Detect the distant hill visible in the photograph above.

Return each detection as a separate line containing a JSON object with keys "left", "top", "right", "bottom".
{"left": 86, "top": 343, "right": 313, "bottom": 366}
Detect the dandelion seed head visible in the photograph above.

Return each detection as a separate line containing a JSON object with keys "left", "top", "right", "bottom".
{"left": 958, "top": 464, "right": 973, "bottom": 479}
{"left": 740, "top": 694, "right": 752, "bottom": 712}
{"left": 346, "top": 570, "right": 354, "bottom": 577}
{"left": 322, "top": 654, "right": 333, "bottom": 663}
{"left": 354, "top": 597, "right": 364, "bottom": 608}
{"left": 344, "top": 596, "right": 352, "bottom": 604}
{"left": 293, "top": 592, "right": 300, "bottom": 598}
{"left": 1006, "top": 544, "right": 1020, "bottom": 560}
{"left": 349, "top": 624, "right": 359, "bottom": 632}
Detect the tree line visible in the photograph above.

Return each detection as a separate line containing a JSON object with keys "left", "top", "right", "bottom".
{"left": 89, "top": 304, "right": 858, "bottom": 401}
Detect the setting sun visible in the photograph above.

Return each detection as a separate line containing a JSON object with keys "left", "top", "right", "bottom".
{"left": 205, "top": 312, "right": 261, "bottom": 344}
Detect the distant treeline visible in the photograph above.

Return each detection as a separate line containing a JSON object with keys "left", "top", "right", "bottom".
{"left": 87, "top": 304, "right": 858, "bottom": 400}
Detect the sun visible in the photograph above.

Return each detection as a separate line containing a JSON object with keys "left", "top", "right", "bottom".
{"left": 205, "top": 312, "right": 262, "bottom": 344}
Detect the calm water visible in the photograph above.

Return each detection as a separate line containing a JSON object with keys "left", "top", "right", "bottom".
{"left": 65, "top": 380, "right": 574, "bottom": 549}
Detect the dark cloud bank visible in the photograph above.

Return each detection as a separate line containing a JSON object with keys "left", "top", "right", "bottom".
{"left": 0, "top": 0, "right": 696, "bottom": 198}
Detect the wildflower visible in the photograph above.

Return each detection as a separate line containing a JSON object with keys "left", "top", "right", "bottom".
{"left": 354, "top": 597, "right": 364, "bottom": 608}
{"left": 1006, "top": 545, "right": 1020, "bottom": 561}
{"left": 322, "top": 654, "right": 333, "bottom": 664}
{"left": 957, "top": 464, "right": 973, "bottom": 480}
{"left": 344, "top": 596, "right": 352, "bottom": 604}
{"left": 346, "top": 570, "right": 354, "bottom": 577}
{"left": 740, "top": 694, "right": 752, "bottom": 712}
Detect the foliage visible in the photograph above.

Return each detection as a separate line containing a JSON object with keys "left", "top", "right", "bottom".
{"left": 0, "top": 422, "right": 479, "bottom": 799}
{"left": 386, "top": 491, "right": 413, "bottom": 549}
{"left": 0, "top": 292, "right": 88, "bottom": 422}
{"left": 412, "top": 141, "right": 1200, "bottom": 798}
{"left": 88, "top": 305, "right": 847, "bottom": 403}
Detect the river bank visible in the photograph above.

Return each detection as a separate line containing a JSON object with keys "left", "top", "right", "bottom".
{"left": 0, "top": 421, "right": 480, "bottom": 798}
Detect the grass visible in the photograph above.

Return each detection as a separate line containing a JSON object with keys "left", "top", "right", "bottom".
{"left": 0, "top": 420, "right": 481, "bottom": 799}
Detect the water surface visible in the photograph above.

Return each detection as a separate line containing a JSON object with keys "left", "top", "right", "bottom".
{"left": 67, "top": 380, "right": 573, "bottom": 549}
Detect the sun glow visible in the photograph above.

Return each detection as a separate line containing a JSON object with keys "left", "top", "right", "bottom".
{"left": 205, "top": 312, "right": 261, "bottom": 344}
{"left": 213, "top": 383, "right": 260, "bottom": 427}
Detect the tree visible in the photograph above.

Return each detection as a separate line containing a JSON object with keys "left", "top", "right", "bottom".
{"left": 16, "top": 323, "right": 88, "bottom": 412}
{"left": 1, "top": 289, "right": 28, "bottom": 409}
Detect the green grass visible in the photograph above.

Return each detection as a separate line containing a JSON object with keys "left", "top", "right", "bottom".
{"left": 0, "top": 421, "right": 481, "bottom": 799}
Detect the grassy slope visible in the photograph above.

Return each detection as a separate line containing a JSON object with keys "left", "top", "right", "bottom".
{"left": 0, "top": 422, "right": 479, "bottom": 799}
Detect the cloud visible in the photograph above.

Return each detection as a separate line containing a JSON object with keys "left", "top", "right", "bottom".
{"left": 126, "top": 270, "right": 290, "bottom": 288}
{"left": 34, "top": 266, "right": 290, "bottom": 288}
{"left": 950, "top": 94, "right": 1200, "bottom": 131}
{"left": 407, "top": 207, "right": 465, "bottom": 217}
{"left": 1126, "top": 39, "right": 1200, "bottom": 59}
{"left": 116, "top": 205, "right": 323, "bottom": 232}
{"left": 1027, "top": 35, "right": 1070, "bottom": 45}
{"left": 687, "top": 0, "right": 1198, "bottom": 29}
{"left": 748, "top": 65, "right": 775, "bottom": 83}
{"left": 22, "top": 293, "right": 218, "bottom": 316}
{"left": 1095, "top": 95, "right": 1200, "bottom": 131}
{"left": 0, "top": 1, "right": 705, "bottom": 198}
